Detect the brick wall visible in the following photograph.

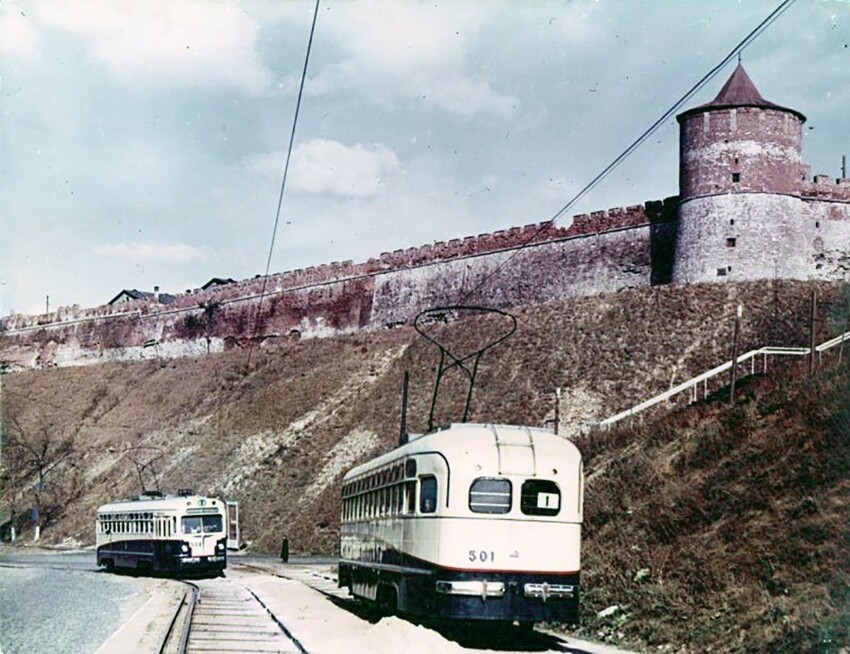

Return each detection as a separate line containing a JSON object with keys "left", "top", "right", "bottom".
{"left": 0, "top": 200, "right": 677, "bottom": 369}
{"left": 679, "top": 107, "right": 808, "bottom": 199}
{"left": 673, "top": 194, "right": 850, "bottom": 284}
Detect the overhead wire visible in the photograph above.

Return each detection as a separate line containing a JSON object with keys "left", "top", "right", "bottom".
{"left": 7, "top": 0, "right": 799, "bottom": 438}
{"left": 407, "top": 0, "right": 799, "bottom": 426}
{"left": 3, "top": 1, "right": 324, "bottom": 446}
{"left": 454, "top": 0, "right": 798, "bottom": 305}
{"left": 245, "top": 0, "right": 322, "bottom": 369}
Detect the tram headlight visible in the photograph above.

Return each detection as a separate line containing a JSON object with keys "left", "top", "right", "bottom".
{"left": 435, "top": 580, "right": 505, "bottom": 598}
{"left": 181, "top": 543, "right": 190, "bottom": 555}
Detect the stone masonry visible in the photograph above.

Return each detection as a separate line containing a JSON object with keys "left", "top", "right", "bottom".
{"left": 1, "top": 64, "right": 848, "bottom": 369}
{"left": 674, "top": 64, "right": 850, "bottom": 283}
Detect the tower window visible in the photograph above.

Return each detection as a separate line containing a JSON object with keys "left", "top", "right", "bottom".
{"left": 726, "top": 238, "right": 737, "bottom": 247}
{"left": 815, "top": 221, "right": 820, "bottom": 229}
{"left": 734, "top": 157, "right": 739, "bottom": 165}
{"left": 730, "top": 219, "right": 735, "bottom": 225}
{"left": 717, "top": 268, "right": 727, "bottom": 277}
{"left": 732, "top": 173, "right": 741, "bottom": 183}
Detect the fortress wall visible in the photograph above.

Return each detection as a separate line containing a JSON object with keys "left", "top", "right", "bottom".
{"left": 0, "top": 277, "right": 377, "bottom": 369}
{"left": 369, "top": 225, "right": 657, "bottom": 327}
{"left": 801, "top": 175, "right": 850, "bottom": 202}
{"left": 1, "top": 201, "right": 666, "bottom": 331}
{"left": 0, "top": 200, "right": 676, "bottom": 369}
{"left": 805, "top": 198, "right": 850, "bottom": 279}
{"left": 674, "top": 193, "right": 811, "bottom": 283}
{"left": 679, "top": 107, "right": 808, "bottom": 199}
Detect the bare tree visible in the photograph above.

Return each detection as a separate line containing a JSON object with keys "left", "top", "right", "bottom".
{"left": 3, "top": 407, "right": 79, "bottom": 539}
{"left": 0, "top": 431, "right": 28, "bottom": 542}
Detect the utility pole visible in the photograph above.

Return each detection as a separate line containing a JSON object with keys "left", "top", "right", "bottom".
{"left": 45, "top": 295, "right": 49, "bottom": 314}
{"left": 730, "top": 305, "right": 742, "bottom": 403}
{"left": 398, "top": 371, "right": 409, "bottom": 447}
{"left": 809, "top": 289, "right": 817, "bottom": 375}
{"left": 0, "top": 362, "right": 3, "bottom": 483}
{"left": 554, "top": 387, "right": 561, "bottom": 436}
{"left": 842, "top": 154, "right": 847, "bottom": 180}
{"left": 0, "top": 362, "right": 10, "bottom": 544}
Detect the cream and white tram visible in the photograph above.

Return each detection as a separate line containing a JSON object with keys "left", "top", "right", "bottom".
{"left": 338, "top": 423, "right": 583, "bottom": 624}
{"left": 96, "top": 491, "right": 227, "bottom": 575}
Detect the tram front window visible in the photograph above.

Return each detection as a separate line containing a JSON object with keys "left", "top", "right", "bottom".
{"left": 182, "top": 515, "right": 224, "bottom": 534}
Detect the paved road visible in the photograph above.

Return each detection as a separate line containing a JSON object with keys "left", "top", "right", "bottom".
{"left": 0, "top": 548, "right": 157, "bottom": 654}
{"left": 0, "top": 548, "right": 639, "bottom": 654}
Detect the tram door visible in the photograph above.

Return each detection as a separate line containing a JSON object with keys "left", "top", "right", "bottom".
{"left": 226, "top": 501, "right": 240, "bottom": 550}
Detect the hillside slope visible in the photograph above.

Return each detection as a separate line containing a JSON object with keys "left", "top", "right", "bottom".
{"left": 579, "top": 364, "right": 850, "bottom": 652}
{"left": 2, "top": 280, "right": 848, "bottom": 651}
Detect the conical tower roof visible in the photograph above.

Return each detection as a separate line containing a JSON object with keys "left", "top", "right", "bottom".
{"left": 677, "top": 63, "right": 805, "bottom": 122}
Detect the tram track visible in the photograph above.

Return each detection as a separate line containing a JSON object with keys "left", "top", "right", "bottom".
{"left": 160, "top": 576, "right": 308, "bottom": 654}
{"left": 157, "top": 580, "right": 197, "bottom": 654}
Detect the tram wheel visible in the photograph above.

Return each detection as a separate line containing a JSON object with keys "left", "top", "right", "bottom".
{"left": 376, "top": 584, "right": 398, "bottom": 617}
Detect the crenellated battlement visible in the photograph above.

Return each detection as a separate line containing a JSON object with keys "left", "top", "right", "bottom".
{"left": 5, "top": 65, "right": 850, "bottom": 372}
{"left": 0, "top": 199, "right": 677, "bottom": 334}
{"left": 801, "top": 174, "right": 850, "bottom": 202}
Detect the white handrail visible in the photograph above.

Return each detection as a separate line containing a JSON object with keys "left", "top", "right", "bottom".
{"left": 597, "top": 330, "right": 850, "bottom": 429}
{"left": 815, "top": 332, "right": 850, "bottom": 353}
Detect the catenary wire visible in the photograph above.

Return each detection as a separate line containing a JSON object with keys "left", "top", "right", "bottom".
{"left": 453, "top": 0, "right": 798, "bottom": 305}
{"left": 245, "top": 0, "right": 321, "bottom": 369}
{"left": 3, "top": 1, "right": 797, "bottom": 438}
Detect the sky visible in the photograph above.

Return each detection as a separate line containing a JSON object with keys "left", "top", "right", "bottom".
{"left": 1, "top": 0, "right": 848, "bottom": 316}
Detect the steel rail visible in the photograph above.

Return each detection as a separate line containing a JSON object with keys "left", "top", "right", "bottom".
{"left": 156, "top": 580, "right": 199, "bottom": 654}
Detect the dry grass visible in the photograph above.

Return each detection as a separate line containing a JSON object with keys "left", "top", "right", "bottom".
{"left": 575, "top": 362, "right": 850, "bottom": 652}
{"left": 1, "top": 279, "right": 848, "bottom": 650}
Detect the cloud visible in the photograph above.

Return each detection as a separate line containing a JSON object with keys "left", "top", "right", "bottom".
{"left": 245, "top": 139, "right": 401, "bottom": 198}
{"left": 93, "top": 242, "right": 208, "bottom": 263}
{"left": 549, "top": 0, "right": 607, "bottom": 45}
{"left": 536, "top": 175, "right": 579, "bottom": 202}
{"left": 0, "top": 2, "right": 40, "bottom": 61}
{"left": 36, "top": 0, "right": 271, "bottom": 94}
{"left": 308, "top": 1, "right": 517, "bottom": 117}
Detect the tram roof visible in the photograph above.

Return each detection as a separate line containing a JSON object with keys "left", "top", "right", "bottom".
{"left": 96, "top": 494, "right": 223, "bottom": 514}
{"left": 344, "top": 422, "right": 580, "bottom": 480}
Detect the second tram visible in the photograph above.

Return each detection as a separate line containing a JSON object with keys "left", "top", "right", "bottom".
{"left": 96, "top": 491, "right": 227, "bottom": 576}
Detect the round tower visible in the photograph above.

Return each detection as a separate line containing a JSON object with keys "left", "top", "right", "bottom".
{"left": 672, "top": 64, "right": 812, "bottom": 283}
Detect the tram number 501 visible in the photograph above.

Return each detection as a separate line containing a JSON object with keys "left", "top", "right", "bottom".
{"left": 468, "top": 550, "right": 495, "bottom": 563}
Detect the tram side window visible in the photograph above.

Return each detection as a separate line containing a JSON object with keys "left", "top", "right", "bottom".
{"left": 420, "top": 476, "right": 437, "bottom": 514}
{"left": 469, "top": 478, "right": 512, "bottom": 514}
{"left": 520, "top": 480, "right": 561, "bottom": 516}
{"left": 405, "top": 481, "right": 416, "bottom": 514}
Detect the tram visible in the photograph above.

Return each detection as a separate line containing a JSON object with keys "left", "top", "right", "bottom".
{"left": 96, "top": 491, "right": 227, "bottom": 576}
{"left": 338, "top": 422, "right": 583, "bottom": 624}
